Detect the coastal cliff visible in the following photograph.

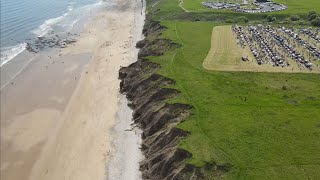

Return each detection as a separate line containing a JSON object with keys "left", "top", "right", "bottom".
{"left": 118, "top": 13, "right": 229, "bottom": 179}
{"left": 119, "top": 16, "right": 195, "bottom": 179}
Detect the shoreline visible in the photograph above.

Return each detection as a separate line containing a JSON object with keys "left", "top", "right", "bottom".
{"left": 1, "top": 0, "right": 145, "bottom": 179}
{"left": 0, "top": 0, "right": 105, "bottom": 69}
{"left": 106, "top": 0, "right": 146, "bottom": 178}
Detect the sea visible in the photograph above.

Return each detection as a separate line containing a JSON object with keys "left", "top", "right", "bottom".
{"left": 0, "top": 0, "right": 110, "bottom": 78}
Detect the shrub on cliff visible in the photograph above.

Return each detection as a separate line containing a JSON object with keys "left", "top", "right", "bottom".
{"left": 266, "top": 15, "right": 276, "bottom": 22}
{"left": 308, "top": 11, "right": 317, "bottom": 21}
{"left": 311, "top": 17, "right": 320, "bottom": 26}
{"left": 290, "top": 15, "right": 300, "bottom": 21}
{"left": 238, "top": 16, "right": 249, "bottom": 23}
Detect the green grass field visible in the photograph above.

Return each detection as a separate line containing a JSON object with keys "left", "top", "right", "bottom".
{"left": 148, "top": 0, "right": 320, "bottom": 25}
{"left": 273, "top": 0, "right": 320, "bottom": 14}
{"left": 182, "top": 0, "right": 320, "bottom": 14}
{"left": 148, "top": 21, "right": 320, "bottom": 178}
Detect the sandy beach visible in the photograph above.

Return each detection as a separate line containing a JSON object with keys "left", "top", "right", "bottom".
{"left": 1, "top": 0, "right": 144, "bottom": 179}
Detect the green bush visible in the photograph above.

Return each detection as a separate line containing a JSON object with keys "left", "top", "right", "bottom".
{"left": 311, "top": 17, "right": 320, "bottom": 26}
{"left": 290, "top": 15, "right": 300, "bottom": 21}
{"left": 266, "top": 15, "right": 276, "bottom": 22}
{"left": 298, "top": 20, "right": 308, "bottom": 25}
{"left": 308, "top": 11, "right": 317, "bottom": 18}
{"left": 225, "top": 19, "right": 236, "bottom": 23}
{"left": 280, "top": 19, "right": 289, "bottom": 24}
{"left": 308, "top": 13, "right": 317, "bottom": 21}
{"left": 238, "top": 16, "right": 249, "bottom": 23}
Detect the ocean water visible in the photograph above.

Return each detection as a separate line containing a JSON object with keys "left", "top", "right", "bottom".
{"left": 0, "top": 0, "right": 108, "bottom": 67}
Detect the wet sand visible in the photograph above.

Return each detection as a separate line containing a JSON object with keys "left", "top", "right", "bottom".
{"left": 1, "top": 0, "right": 144, "bottom": 179}
{"left": 1, "top": 51, "right": 91, "bottom": 180}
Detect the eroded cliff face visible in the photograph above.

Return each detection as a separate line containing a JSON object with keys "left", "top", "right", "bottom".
{"left": 118, "top": 18, "right": 228, "bottom": 180}
{"left": 119, "top": 58, "right": 200, "bottom": 179}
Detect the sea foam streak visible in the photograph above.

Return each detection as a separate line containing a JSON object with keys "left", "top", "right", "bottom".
{"left": 32, "top": 2, "right": 74, "bottom": 37}
{"left": 0, "top": 43, "right": 27, "bottom": 67}
{"left": 32, "top": 13, "right": 69, "bottom": 37}
{"left": 32, "top": 1, "right": 103, "bottom": 37}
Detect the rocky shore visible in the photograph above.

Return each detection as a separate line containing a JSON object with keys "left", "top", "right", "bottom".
{"left": 119, "top": 15, "right": 229, "bottom": 179}
{"left": 26, "top": 34, "right": 78, "bottom": 53}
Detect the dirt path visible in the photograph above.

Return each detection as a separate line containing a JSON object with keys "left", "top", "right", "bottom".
{"left": 179, "top": 0, "right": 189, "bottom": 12}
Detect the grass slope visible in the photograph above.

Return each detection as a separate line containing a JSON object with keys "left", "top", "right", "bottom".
{"left": 148, "top": 21, "right": 320, "bottom": 179}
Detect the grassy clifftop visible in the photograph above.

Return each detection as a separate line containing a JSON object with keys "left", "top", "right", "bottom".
{"left": 133, "top": 0, "right": 320, "bottom": 179}
{"left": 153, "top": 20, "right": 320, "bottom": 179}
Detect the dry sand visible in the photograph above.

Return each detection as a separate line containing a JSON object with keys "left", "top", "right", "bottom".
{"left": 1, "top": 0, "right": 145, "bottom": 179}
{"left": 106, "top": 96, "right": 143, "bottom": 180}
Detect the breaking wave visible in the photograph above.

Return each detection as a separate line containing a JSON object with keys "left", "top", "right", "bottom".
{"left": 0, "top": 43, "right": 27, "bottom": 67}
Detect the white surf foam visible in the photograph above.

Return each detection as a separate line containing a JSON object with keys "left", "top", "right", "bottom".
{"left": 0, "top": 43, "right": 27, "bottom": 67}
{"left": 32, "top": 13, "right": 69, "bottom": 37}
{"left": 68, "top": 1, "right": 75, "bottom": 12}
{"left": 68, "top": 5, "right": 74, "bottom": 12}
{"left": 32, "top": 1, "right": 104, "bottom": 37}
{"left": 70, "top": 19, "right": 80, "bottom": 27}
